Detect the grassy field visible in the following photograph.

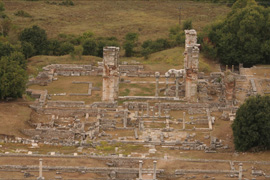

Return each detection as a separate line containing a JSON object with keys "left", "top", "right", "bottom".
{"left": 0, "top": 100, "right": 32, "bottom": 137}
{"left": 4, "top": 0, "right": 230, "bottom": 42}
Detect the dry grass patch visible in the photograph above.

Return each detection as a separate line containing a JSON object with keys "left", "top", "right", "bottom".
{"left": 0, "top": 100, "right": 32, "bottom": 137}
{"left": 4, "top": 1, "right": 230, "bottom": 42}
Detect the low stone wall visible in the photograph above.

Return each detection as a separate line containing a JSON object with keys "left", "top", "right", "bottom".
{"left": 123, "top": 102, "right": 148, "bottom": 111}
{"left": 155, "top": 102, "right": 226, "bottom": 111}
{"left": 46, "top": 101, "right": 85, "bottom": 108}
{"left": 42, "top": 108, "right": 99, "bottom": 117}
{"left": 21, "top": 129, "right": 74, "bottom": 140}
{"left": 91, "top": 102, "right": 118, "bottom": 108}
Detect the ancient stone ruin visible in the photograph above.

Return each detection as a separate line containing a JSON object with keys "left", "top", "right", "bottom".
{"left": 1, "top": 29, "right": 269, "bottom": 179}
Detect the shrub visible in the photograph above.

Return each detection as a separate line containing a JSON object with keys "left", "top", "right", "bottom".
{"left": 182, "top": 19, "right": 193, "bottom": 30}
{"left": 59, "top": 42, "right": 74, "bottom": 55}
{"left": 14, "top": 10, "right": 32, "bottom": 18}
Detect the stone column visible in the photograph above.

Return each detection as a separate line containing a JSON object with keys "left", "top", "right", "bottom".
{"left": 147, "top": 102, "right": 149, "bottom": 117}
{"left": 123, "top": 110, "right": 127, "bottom": 128}
{"left": 175, "top": 72, "right": 180, "bottom": 99}
{"left": 102, "top": 46, "right": 120, "bottom": 101}
{"left": 165, "top": 72, "right": 170, "bottom": 96}
{"left": 155, "top": 72, "right": 160, "bottom": 97}
{"left": 232, "top": 65, "right": 234, "bottom": 73}
{"left": 37, "top": 159, "right": 44, "bottom": 180}
{"left": 239, "top": 163, "right": 243, "bottom": 180}
{"left": 139, "top": 160, "right": 143, "bottom": 180}
{"left": 85, "top": 113, "right": 89, "bottom": 120}
{"left": 153, "top": 160, "right": 157, "bottom": 180}
{"left": 158, "top": 102, "right": 161, "bottom": 117}
{"left": 226, "top": 65, "right": 228, "bottom": 71}
{"left": 183, "top": 112, "right": 186, "bottom": 130}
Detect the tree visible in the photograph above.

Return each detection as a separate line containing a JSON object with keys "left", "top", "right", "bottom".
{"left": 59, "top": 42, "right": 74, "bottom": 55}
{"left": 46, "top": 39, "right": 61, "bottom": 55}
{"left": 9, "top": 51, "right": 27, "bottom": 69}
{"left": 82, "top": 38, "right": 97, "bottom": 56}
{"left": 202, "top": 0, "right": 270, "bottom": 65}
{"left": 232, "top": 95, "right": 270, "bottom": 151}
{"left": 0, "top": 41, "right": 14, "bottom": 58}
{"left": 19, "top": 25, "right": 48, "bottom": 55}
{"left": 123, "top": 32, "right": 138, "bottom": 57}
{"left": 0, "top": 56, "right": 27, "bottom": 99}
{"left": 21, "top": 41, "right": 34, "bottom": 59}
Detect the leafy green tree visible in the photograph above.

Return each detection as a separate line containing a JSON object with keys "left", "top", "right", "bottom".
{"left": 0, "top": 42, "right": 14, "bottom": 58}
{"left": 202, "top": 0, "right": 270, "bottom": 65}
{"left": 232, "top": 95, "right": 270, "bottom": 151}
{"left": 21, "top": 41, "right": 35, "bottom": 59}
{"left": 82, "top": 38, "right": 97, "bottom": 56}
{"left": 0, "top": 56, "right": 27, "bottom": 99}
{"left": 46, "top": 39, "right": 60, "bottom": 55}
{"left": 74, "top": 45, "right": 83, "bottom": 59}
{"left": 123, "top": 32, "right": 138, "bottom": 57}
{"left": 59, "top": 42, "right": 74, "bottom": 55}
{"left": 9, "top": 51, "right": 27, "bottom": 69}
{"left": 19, "top": 25, "right": 48, "bottom": 55}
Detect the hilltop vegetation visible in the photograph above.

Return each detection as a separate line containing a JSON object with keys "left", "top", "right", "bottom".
{"left": 201, "top": 0, "right": 270, "bottom": 66}
{"left": 3, "top": 0, "right": 230, "bottom": 42}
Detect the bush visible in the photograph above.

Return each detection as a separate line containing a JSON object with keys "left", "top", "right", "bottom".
{"left": 59, "top": 0, "right": 74, "bottom": 6}
{"left": 169, "top": 24, "right": 185, "bottom": 46}
{"left": 141, "top": 38, "right": 171, "bottom": 58}
{"left": 232, "top": 95, "right": 270, "bottom": 151}
{"left": 182, "top": 19, "right": 193, "bottom": 30}
{"left": 123, "top": 32, "right": 138, "bottom": 57}
{"left": 59, "top": 42, "right": 74, "bottom": 55}
{"left": 82, "top": 38, "right": 97, "bottom": 56}
{"left": 14, "top": 10, "right": 32, "bottom": 17}
{"left": 21, "top": 41, "right": 35, "bottom": 59}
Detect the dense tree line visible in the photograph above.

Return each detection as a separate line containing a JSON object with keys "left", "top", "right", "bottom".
{"left": 201, "top": 0, "right": 270, "bottom": 66}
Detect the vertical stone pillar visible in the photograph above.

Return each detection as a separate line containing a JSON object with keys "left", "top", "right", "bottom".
{"left": 155, "top": 72, "right": 160, "bottom": 97}
{"left": 123, "top": 110, "right": 127, "bottom": 128}
{"left": 226, "top": 65, "right": 228, "bottom": 71}
{"left": 37, "top": 159, "right": 44, "bottom": 180}
{"left": 158, "top": 102, "right": 161, "bottom": 117}
{"left": 232, "top": 65, "right": 234, "bottom": 73}
{"left": 147, "top": 103, "right": 149, "bottom": 117}
{"left": 139, "top": 160, "right": 143, "bottom": 180}
{"left": 183, "top": 112, "right": 186, "bottom": 130}
{"left": 184, "top": 30, "right": 199, "bottom": 102}
{"left": 165, "top": 72, "right": 170, "bottom": 96}
{"left": 175, "top": 72, "right": 180, "bottom": 99}
{"left": 102, "top": 46, "right": 120, "bottom": 101}
{"left": 153, "top": 160, "right": 157, "bottom": 180}
{"left": 239, "top": 163, "right": 243, "bottom": 180}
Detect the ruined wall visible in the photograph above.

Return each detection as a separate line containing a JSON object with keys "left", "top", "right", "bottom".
{"left": 184, "top": 30, "right": 199, "bottom": 102}
{"left": 102, "top": 46, "right": 120, "bottom": 101}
